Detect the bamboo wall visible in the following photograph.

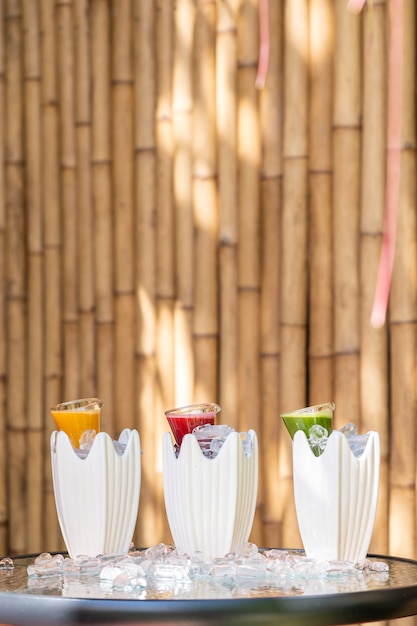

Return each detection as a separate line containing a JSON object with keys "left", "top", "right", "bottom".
{"left": 0, "top": 0, "right": 415, "bottom": 586}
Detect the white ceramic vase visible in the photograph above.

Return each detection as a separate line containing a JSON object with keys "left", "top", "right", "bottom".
{"left": 292, "top": 429, "right": 380, "bottom": 563}
{"left": 163, "top": 430, "right": 258, "bottom": 560}
{"left": 51, "top": 428, "right": 141, "bottom": 559}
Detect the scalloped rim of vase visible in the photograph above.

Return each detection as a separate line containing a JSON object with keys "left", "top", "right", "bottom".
{"left": 292, "top": 429, "right": 380, "bottom": 562}
{"left": 51, "top": 429, "right": 141, "bottom": 558}
{"left": 163, "top": 430, "right": 258, "bottom": 559}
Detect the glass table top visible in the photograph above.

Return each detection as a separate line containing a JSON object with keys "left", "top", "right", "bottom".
{"left": 1, "top": 551, "right": 417, "bottom": 625}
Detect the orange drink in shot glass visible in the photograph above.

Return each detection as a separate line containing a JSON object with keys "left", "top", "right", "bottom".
{"left": 50, "top": 398, "right": 103, "bottom": 448}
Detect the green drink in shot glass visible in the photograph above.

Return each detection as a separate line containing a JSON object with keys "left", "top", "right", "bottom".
{"left": 281, "top": 402, "right": 335, "bottom": 441}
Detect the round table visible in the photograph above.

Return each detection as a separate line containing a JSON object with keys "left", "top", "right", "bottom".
{"left": 1, "top": 552, "right": 417, "bottom": 625}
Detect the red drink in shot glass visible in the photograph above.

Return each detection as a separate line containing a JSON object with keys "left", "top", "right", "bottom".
{"left": 165, "top": 403, "right": 221, "bottom": 447}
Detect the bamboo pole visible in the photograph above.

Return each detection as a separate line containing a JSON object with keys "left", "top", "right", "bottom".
{"left": 280, "top": 0, "right": 309, "bottom": 550}
{"left": 215, "top": 0, "right": 237, "bottom": 423}
{"left": 43, "top": 248, "right": 64, "bottom": 552}
{"left": 0, "top": 0, "right": 5, "bottom": 555}
{"left": 155, "top": 0, "right": 175, "bottom": 445}
{"left": 41, "top": 0, "right": 63, "bottom": 552}
{"left": 0, "top": 0, "right": 6, "bottom": 556}
{"left": 237, "top": 0, "right": 260, "bottom": 290}
{"left": 112, "top": 1, "right": 135, "bottom": 434}
{"left": 259, "top": 0, "right": 282, "bottom": 548}
{"left": 219, "top": 234, "right": 239, "bottom": 419}
{"left": 0, "top": 0, "right": 5, "bottom": 236}
{"left": 91, "top": 0, "right": 111, "bottom": 170}
{"left": 236, "top": 0, "right": 260, "bottom": 441}
{"left": 217, "top": 0, "right": 238, "bottom": 419}
{"left": 172, "top": 0, "right": 194, "bottom": 405}
{"left": 112, "top": 1, "right": 134, "bottom": 294}
{"left": 173, "top": 0, "right": 194, "bottom": 307}
{"left": 135, "top": 353, "right": 158, "bottom": 546}
{"left": 389, "top": 321, "right": 416, "bottom": 559}
{"left": 57, "top": 1, "right": 80, "bottom": 400}
{"left": 309, "top": 175, "right": 334, "bottom": 401}
{"left": 360, "top": 0, "right": 388, "bottom": 429}
{"left": 388, "top": 4, "right": 416, "bottom": 320}
{"left": 192, "top": 2, "right": 218, "bottom": 402}
{"left": 217, "top": 0, "right": 238, "bottom": 243}
{"left": 235, "top": 0, "right": 262, "bottom": 545}
{"left": 133, "top": 0, "right": 159, "bottom": 544}
{"left": 153, "top": 0, "right": 175, "bottom": 542}
{"left": 26, "top": 257, "right": 44, "bottom": 550}
{"left": 155, "top": 299, "right": 175, "bottom": 542}
{"left": 219, "top": 244, "right": 238, "bottom": 427}
{"left": 193, "top": 177, "right": 218, "bottom": 401}
{"left": 359, "top": 1, "right": 389, "bottom": 556}
{"left": 93, "top": 163, "right": 115, "bottom": 436}
{"left": 280, "top": 0, "right": 308, "bottom": 405}
{"left": 74, "top": 0, "right": 95, "bottom": 397}
{"left": 134, "top": 0, "right": 171, "bottom": 543}
{"left": 389, "top": 0, "right": 417, "bottom": 561}
{"left": 260, "top": 173, "right": 281, "bottom": 546}
{"left": 332, "top": 2, "right": 361, "bottom": 421}
{"left": 91, "top": 0, "right": 114, "bottom": 433}
{"left": 143, "top": 0, "right": 175, "bottom": 544}
{"left": 156, "top": 0, "right": 174, "bottom": 301}
{"left": 260, "top": 348, "right": 281, "bottom": 548}
{"left": 5, "top": 1, "right": 27, "bottom": 555}
{"left": 308, "top": 0, "right": 334, "bottom": 405}
{"left": 0, "top": 373, "right": 5, "bottom": 555}
{"left": 23, "top": 0, "right": 41, "bottom": 253}
{"left": 278, "top": 325, "right": 305, "bottom": 549}
{"left": 23, "top": 0, "right": 44, "bottom": 552}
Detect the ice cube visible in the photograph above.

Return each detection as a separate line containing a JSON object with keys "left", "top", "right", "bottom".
{"left": 264, "top": 548, "right": 289, "bottom": 561}
{"left": 210, "top": 437, "right": 225, "bottom": 455}
{"left": 240, "top": 431, "right": 254, "bottom": 457}
{"left": 192, "top": 425, "right": 255, "bottom": 459}
{"left": 209, "top": 559, "right": 237, "bottom": 579}
{"left": 144, "top": 543, "right": 170, "bottom": 560}
{"left": 112, "top": 440, "right": 127, "bottom": 455}
{"left": 368, "top": 560, "right": 389, "bottom": 572}
{"left": 149, "top": 562, "right": 192, "bottom": 581}
{"left": 235, "top": 542, "right": 259, "bottom": 559}
{"left": 346, "top": 434, "right": 370, "bottom": 457}
{"left": 113, "top": 573, "right": 133, "bottom": 589}
{"left": 340, "top": 424, "right": 370, "bottom": 457}
{"left": 0, "top": 557, "right": 13, "bottom": 570}
{"left": 192, "top": 424, "right": 235, "bottom": 459}
{"left": 79, "top": 429, "right": 97, "bottom": 450}
{"left": 193, "top": 424, "right": 234, "bottom": 440}
{"left": 308, "top": 424, "right": 328, "bottom": 455}
{"left": 340, "top": 422, "right": 358, "bottom": 436}
{"left": 100, "top": 565, "right": 123, "bottom": 582}
{"left": 63, "top": 555, "right": 102, "bottom": 576}
{"left": 27, "top": 553, "right": 65, "bottom": 577}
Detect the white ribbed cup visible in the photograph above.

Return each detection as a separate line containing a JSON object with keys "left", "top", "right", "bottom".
{"left": 292, "top": 429, "right": 380, "bottom": 562}
{"left": 163, "top": 430, "right": 258, "bottom": 560}
{"left": 51, "top": 428, "right": 141, "bottom": 558}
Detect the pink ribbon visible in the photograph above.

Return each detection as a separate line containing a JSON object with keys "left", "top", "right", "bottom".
{"left": 371, "top": 0, "right": 404, "bottom": 327}
{"left": 256, "top": 0, "right": 269, "bottom": 89}
{"left": 347, "top": 0, "right": 367, "bottom": 12}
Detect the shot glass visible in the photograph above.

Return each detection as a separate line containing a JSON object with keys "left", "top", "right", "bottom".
{"left": 165, "top": 402, "right": 221, "bottom": 447}
{"left": 281, "top": 402, "right": 335, "bottom": 440}
{"left": 50, "top": 398, "right": 103, "bottom": 448}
